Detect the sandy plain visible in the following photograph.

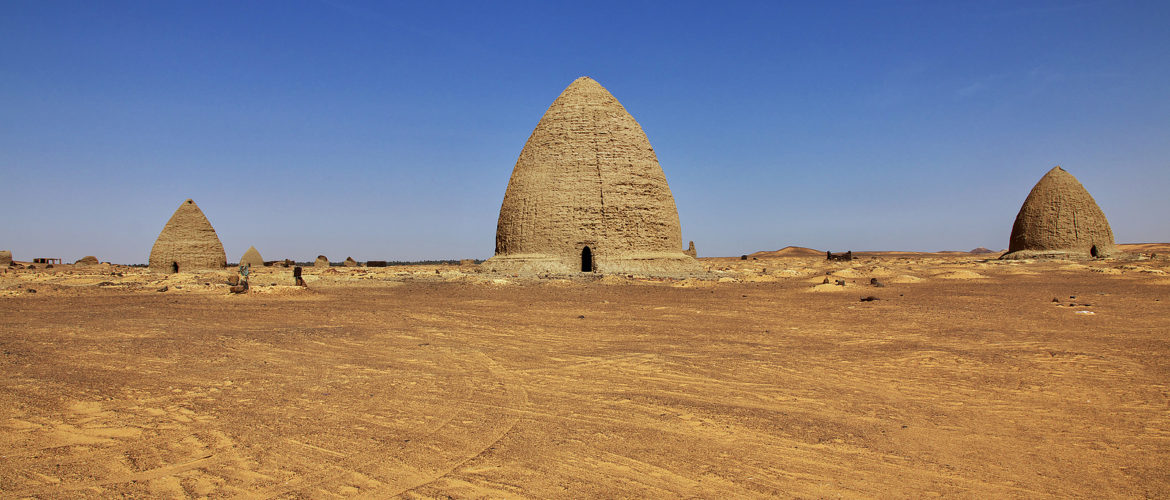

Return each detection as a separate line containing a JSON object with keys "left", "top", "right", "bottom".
{"left": 1, "top": 246, "right": 1169, "bottom": 498}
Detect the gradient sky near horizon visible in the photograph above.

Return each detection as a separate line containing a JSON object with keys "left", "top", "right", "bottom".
{"left": 2, "top": 1, "right": 1167, "bottom": 264}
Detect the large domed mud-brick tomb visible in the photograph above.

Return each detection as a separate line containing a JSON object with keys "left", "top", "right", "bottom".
{"left": 486, "top": 77, "right": 701, "bottom": 276}
{"left": 1001, "top": 166, "right": 1116, "bottom": 260}
{"left": 149, "top": 199, "right": 227, "bottom": 273}
{"left": 239, "top": 246, "right": 264, "bottom": 267}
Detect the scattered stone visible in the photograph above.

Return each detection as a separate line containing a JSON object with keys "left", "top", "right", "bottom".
{"left": 860, "top": 296, "right": 879, "bottom": 302}
{"left": 229, "top": 281, "right": 249, "bottom": 294}
{"left": 26, "top": 288, "right": 36, "bottom": 294}
{"left": 835, "top": 279, "right": 846, "bottom": 286}
{"left": 227, "top": 275, "right": 239, "bottom": 286}
{"left": 157, "top": 286, "right": 168, "bottom": 292}
{"left": 870, "top": 278, "right": 886, "bottom": 287}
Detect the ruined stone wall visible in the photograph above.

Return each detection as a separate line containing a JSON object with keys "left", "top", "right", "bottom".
{"left": 314, "top": 255, "right": 330, "bottom": 267}
{"left": 490, "top": 77, "right": 698, "bottom": 275}
{"left": 1004, "top": 167, "right": 1115, "bottom": 259}
{"left": 0, "top": 250, "right": 12, "bottom": 266}
{"left": 148, "top": 199, "right": 227, "bottom": 272}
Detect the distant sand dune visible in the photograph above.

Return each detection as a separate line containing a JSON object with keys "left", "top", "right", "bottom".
{"left": 1118, "top": 243, "right": 1170, "bottom": 254}
{"left": 748, "top": 246, "right": 824, "bottom": 258}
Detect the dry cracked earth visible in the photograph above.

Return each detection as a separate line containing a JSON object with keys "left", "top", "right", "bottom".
{"left": 2, "top": 248, "right": 1169, "bottom": 498}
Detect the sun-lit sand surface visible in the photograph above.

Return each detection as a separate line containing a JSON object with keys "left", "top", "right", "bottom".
{"left": 2, "top": 248, "right": 1169, "bottom": 497}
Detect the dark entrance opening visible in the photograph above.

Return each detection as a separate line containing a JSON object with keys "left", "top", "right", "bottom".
{"left": 581, "top": 246, "right": 593, "bottom": 272}
{"left": 170, "top": 262, "right": 179, "bottom": 273}
{"left": 1090, "top": 245, "right": 1099, "bottom": 258}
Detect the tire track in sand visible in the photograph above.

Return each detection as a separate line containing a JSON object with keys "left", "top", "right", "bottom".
{"left": 250, "top": 348, "right": 527, "bottom": 498}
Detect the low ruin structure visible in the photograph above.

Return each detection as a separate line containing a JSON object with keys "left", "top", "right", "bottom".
{"left": 314, "top": 255, "right": 330, "bottom": 267}
{"left": 827, "top": 251, "right": 853, "bottom": 262}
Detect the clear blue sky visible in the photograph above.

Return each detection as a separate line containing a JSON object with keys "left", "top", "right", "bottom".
{"left": 2, "top": 1, "right": 1167, "bottom": 263}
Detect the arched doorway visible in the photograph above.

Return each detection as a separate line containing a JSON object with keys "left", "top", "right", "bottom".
{"left": 581, "top": 246, "right": 593, "bottom": 272}
{"left": 1090, "top": 245, "right": 1099, "bottom": 258}
{"left": 170, "top": 262, "right": 179, "bottom": 273}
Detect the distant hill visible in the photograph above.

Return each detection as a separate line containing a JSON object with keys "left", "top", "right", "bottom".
{"left": 1118, "top": 243, "right": 1170, "bottom": 254}
{"left": 748, "top": 246, "right": 823, "bottom": 258}
{"left": 728, "top": 243, "right": 1169, "bottom": 260}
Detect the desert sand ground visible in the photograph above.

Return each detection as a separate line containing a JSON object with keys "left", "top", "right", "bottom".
{"left": 2, "top": 247, "right": 1169, "bottom": 498}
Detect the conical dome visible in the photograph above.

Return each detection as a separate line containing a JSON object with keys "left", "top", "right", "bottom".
{"left": 239, "top": 246, "right": 264, "bottom": 267}
{"left": 1002, "top": 166, "right": 1115, "bottom": 259}
{"left": 486, "top": 76, "right": 700, "bottom": 276}
{"left": 149, "top": 199, "right": 227, "bottom": 272}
